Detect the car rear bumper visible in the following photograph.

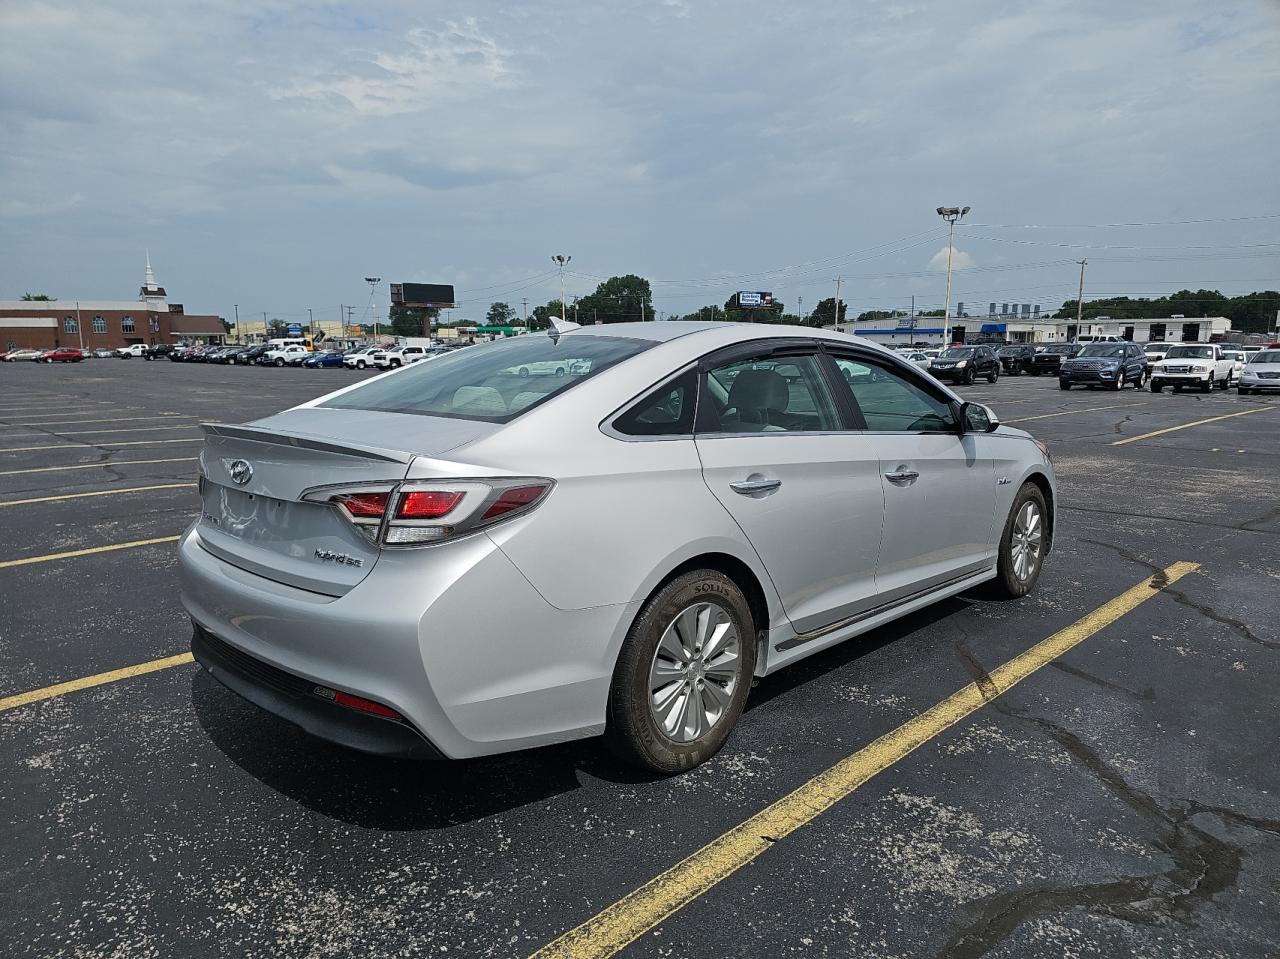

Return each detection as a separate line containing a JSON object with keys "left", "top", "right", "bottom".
{"left": 179, "top": 525, "right": 631, "bottom": 759}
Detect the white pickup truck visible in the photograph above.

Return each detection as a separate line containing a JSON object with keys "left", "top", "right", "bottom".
{"left": 1148, "top": 343, "right": 1236, "bottom": 393}
{"left": 262, "top": 344, "right": 310, "bottom": 367}
{"left": 372, "top": 344, "right": 433, "bottom": 369}
{"left": 114, "top": 343, "right": 148, "bottom": 358}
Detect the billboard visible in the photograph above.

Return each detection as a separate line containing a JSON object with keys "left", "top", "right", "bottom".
{"left": 390, "top": 282, "right": 456, "bottom": 307}
{"left": 735, "top": 291, "right": 774, "bottom": 309}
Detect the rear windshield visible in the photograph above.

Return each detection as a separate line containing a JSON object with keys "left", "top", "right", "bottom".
{"left": 320, "top": 334, "right": 653, "bottom": 422}
{"left": 1165, "top": 345, "right": 1213, "bottom": 359}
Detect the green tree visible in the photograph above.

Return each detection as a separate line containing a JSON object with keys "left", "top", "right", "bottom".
{"left": 530, "top": 300, "right": 567, "bottom": 330}
{"left": 810, "top": 297, "right": 847, "bottom": 326}
{"left": 21, "top": 292, "right": 55, "bottom": 301}
{"left": 387, "top": 303, "right": 437, "bottom": 337}
{"left": 486, "top": 301, "right": 517, "bottom": 326}
{"left": 720, "top": 295, "right": 787, "bottom": 324}
{"left": 1051, "top": 288, "right": 1280, "bottom": 333}
{"left": 577, "top": 275, "right": 654, "bottom": 324}
{"left": 670, "top": 305, "right": 729, "bottom": 322}
{"left": 266, "top": 319, "right": 289, "bottom": 338}
{"left": 854, "top": 310, "right": 906, "bottom": 323}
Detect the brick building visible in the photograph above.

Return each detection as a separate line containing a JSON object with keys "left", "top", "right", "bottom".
{"left": 0, "top": 255, "right": 225, "bottom": 351}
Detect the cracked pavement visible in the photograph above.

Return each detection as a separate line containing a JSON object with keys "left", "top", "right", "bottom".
{"left": 0, "top": 361, "right": 1277, "bottom": 958}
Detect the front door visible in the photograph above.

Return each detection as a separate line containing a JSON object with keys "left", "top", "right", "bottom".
{"left": 694, "top": 346, "right": 884, "bottom": 635}
{"left": 826, "top": 352, "right": 995, "bottom": 603}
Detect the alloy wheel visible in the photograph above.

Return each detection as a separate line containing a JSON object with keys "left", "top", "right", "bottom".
{"left": 1011, "top": 501, "right": 1043, "bottom": 582}
{"left": 648, "top": 602, "right": 740, "bottom": 744}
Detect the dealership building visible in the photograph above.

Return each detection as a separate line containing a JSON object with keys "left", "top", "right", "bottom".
{"left": 838, "top": 313, "right": 1233, "bottom": 346}
{"left": 0, "top": 256, "right": 225, "bottom": 352}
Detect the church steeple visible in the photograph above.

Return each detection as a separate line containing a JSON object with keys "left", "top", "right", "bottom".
{"left": 140, "top": 250, "right": 167, "bottom": 304}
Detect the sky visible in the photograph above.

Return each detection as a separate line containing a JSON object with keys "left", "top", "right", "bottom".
{"left": 2, "top": 0, "right": 1279, "bottom": 327}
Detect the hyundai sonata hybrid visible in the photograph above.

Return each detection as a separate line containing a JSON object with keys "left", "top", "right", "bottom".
{"left": 180, "top": 322, "right": 1055, "bottom": 773}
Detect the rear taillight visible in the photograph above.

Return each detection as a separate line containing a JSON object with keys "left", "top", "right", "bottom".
{"left": 302, "top": 478, "right": 553, "bottom": 548}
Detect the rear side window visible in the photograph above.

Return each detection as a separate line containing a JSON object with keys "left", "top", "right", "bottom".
{"left": 321, "top": 335, "right": 653, "bottom": 422}
{"left": 613, "top": 370, "right": 697, "bottom": 437}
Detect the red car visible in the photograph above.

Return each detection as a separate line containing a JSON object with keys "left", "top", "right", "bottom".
{"left": 41, "top": 347, "right": 86, "bottom": 363}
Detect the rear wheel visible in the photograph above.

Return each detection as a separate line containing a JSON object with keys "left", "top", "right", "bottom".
{"left": 986, "top": 483, "right": 1047, "bottom": 599}
{"left": 606, "top": 570, "right": 756, "bottom": 774}
{"left": 1219, "top": 372, "right": 1232, "bottom": 390}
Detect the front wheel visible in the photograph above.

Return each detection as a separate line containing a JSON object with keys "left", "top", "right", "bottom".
{"left": 1238, "top": 386, "right": 1251, "bottom": 396}
{"left": 986, "top": 483, "right": 1048, "bottom": 599}
{"left": 606, "top": 570, "right": 757, "bottom": 774}
{"left": 1200, "top": 375, "right": 1213, "bottom": 394}
{"left": 963, "top": 368, "right": 976, "bottom": 385}
{"left": 1059, "top": 379, "right": 1071, "bottom": 390}
{"left": 274, "top": 358, "right": 284, "bottom": 367}
{"left": 987, "top": 368, "right": 999, "bottom": 384}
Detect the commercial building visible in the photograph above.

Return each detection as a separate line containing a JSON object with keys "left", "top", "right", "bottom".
{"left": 838, "top": 313, "right": 1232, "bottom": 347}
{"left": 0, "top": 255, "right": 225, "bottom": 352}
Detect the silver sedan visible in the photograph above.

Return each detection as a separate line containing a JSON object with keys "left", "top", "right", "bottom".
{"left": 180, "top": 322, "right": 1056, "bottom": 773}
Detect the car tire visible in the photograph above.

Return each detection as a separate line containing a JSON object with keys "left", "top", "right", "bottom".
{"left": 1150, "top": 380, "right": 1162, "bottom": 393}
{"left": 1200, "top": 375, "right": 1212, "bottom": 394}
{"left": 391, "top": 359, "right": 401, "bottom": 368}
{"left": 1059, "top": 380, "right": 1070, "bottom": 390}
{"left": 963, "top": 368, "right": 976, "bottom": 385}
{"left": 986, "top": 482, "right": 1048, "bottom": 599}
{"left": 987, "top": 368, "right": 999, "bottom": 384}
{"left": 274, "top": 358, "right": 284, "bottom": 367}
{"left": 356, "top": 360, "right": 366, "bottom": 369}
{"left": 1238, "top": 386, "right": 1251, "bottom": 396}
{"left": 1219, "top": 372, "right": 1231, "bottom": 391}
{"left": 606, "top": 570, "right": 757, "bottom": 774}
{"left": 1111, "top": 374, "right": 1123, "bottom": 391}
{"left": 518, "top": 366, "right": 530, "bottom": 377}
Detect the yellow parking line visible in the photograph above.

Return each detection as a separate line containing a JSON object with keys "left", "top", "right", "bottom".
{"left": 1111, "top": 407, "right": 1271, "bottom": 446}
{"left": 1006, "top": 403, "right": 1144, "bottom": 423}
{"left": 531, "top": 561, "right": 1199, "bottom": 959}
{"left": 0, "top": 653, "right": 194, "bottom": 713}
{"left": 2, "top": 425, "right": 200, "bottom": 439}
{"left": 0, "top": 535, "right": 181, "bottom": 569}
{"left": 2, "top": 415, "right": 188, "bottom": 426}
{"left": 0, "top": 438, "right": 204, "bottom": 453}
{"left": 0, "top": 457, "right": 196, "bottom": 477}
{"left": 0, "top": 484, "right": 196, "bottom": 507}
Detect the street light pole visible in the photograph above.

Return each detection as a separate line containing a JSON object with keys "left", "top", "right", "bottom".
{"left": 364, "top": 277, "right": 381, "bottom": 340}
{"left": 1074, "top": 259, "right": 1088, "bottom": 334}
{"left": 552, "top": 255, "right": 571, "bottom": 323}
{"left": 936, "top": 206, "right": 970, "bottom": 346}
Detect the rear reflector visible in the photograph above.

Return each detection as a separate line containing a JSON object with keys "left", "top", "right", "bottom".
{"left": 482, "top": 484, "right": 550, "bottom": 519}
{"left": 397, "top": 489, "right": 464, "bottom": 519}
{"left": 314, "top": 685, "right": 403, "bottom": 720}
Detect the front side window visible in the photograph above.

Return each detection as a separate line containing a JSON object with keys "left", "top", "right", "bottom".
{"left": 321, "top": 334, "right": 652, "bottom": 422}
{"left": 831, "top": 356, "right": 958, "bottom": 433}
{"left": 64, "top": 316, "right": 78, "bottom": 333}
{"left": 698, "top": 352, "right": 839, "bottom": 434}
{"left": 92, "top": 316, "right": 107, "bottom": 334}
{"left": 121, "top": 315, "right": 136, "bottom": 333}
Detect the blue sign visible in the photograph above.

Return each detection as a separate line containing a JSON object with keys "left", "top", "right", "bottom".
{"left": 287, "top": 324, "right": 303, "bottom": 336}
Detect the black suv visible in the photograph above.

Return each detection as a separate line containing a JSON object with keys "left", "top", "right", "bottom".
{"left": 1031, "top": 343, "right": 1083, "bottom": 375}
{"left": 929, "top": 345, "right": 1000, "bottom": 384}
{"left": 144, "top": 343, "right": 174, "bottom": 361}
{"left": 995, "top": 345, "right": 1036, "bottom": 375}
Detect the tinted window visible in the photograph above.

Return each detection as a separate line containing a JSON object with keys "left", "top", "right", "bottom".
{"left": 939, "top": 348, "right": 975, "bottom": 359}
{"left": 613, "top": 370, "right": 696, "bottom": 437}
{"left": 1080, "top": 345, "right": 1125, "bottom": 357}
{"left": 322, "top": 334, "right": 652, "bottom": 422}
{"left": 831, "top": 357, "right": 958, "bottom": 432}
{"left": 699, "top": 352, "right": 838, "bottom": 433}
{"left": 1165, "top": 346, "right": 1214, "bottom": 360}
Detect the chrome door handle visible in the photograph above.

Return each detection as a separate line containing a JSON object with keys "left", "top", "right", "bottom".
{"left": 884, "top": 468, "right": 919, "bottom": 486}
{"left": 730, "top": 477, "right": 782, "bottom": 495}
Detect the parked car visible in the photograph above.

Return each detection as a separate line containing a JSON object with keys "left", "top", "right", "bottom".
{"left": 928, "top": 345, "right": 1000, "bottom": 384}
{"left": 233, "top": 345, "right": 271, "bottom": 365}
{"left": 114, "top": 343, "right": 148, "bottom": 358}
{"left": 1058, "top": 342, "right": 1147, "bottom": 390}
{"left": 261, "top": 344, "right": 311, "bottom": 367}
{"left": 343, "top": 346, "right": 381, "bottom": 370}
{"left": 898, "top": 350, "right": 932, "bottom": 370}
{"left": 3, "top": 348, "right": 44, "bottom": 362}
{"left": 995, "top": 345, "right": 1037, "bottom": 375}
{"left": 1149, "top": 343, "right": 1236, "bottom": 393}
{"left": 1237, "top": 348, "right": 1280, "bottom": 395}
{"left": 372, "top": 345, "right": 437, "bottom": 369}
{"left": 92, "top": 348, "right": 115, "bottom": 359}
{"left": 303, "top": 350, "right": 348, "bottom": 368}
{"left": 1142, "top": 342, "right": 1174, "bottom": 370}
{"left": 1031, "top": 343, "right": 1083, "bottom": 376}
{"left": 180, "top": 323, "right": 1056, "bottom": 772}
{"left": 40, "top": 346, "right": 86, "bottom": 363}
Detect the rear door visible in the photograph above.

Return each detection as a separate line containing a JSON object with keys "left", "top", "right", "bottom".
{"left": 693, "top": 342, "right": 885, "bottom": 635}
{"left": 825, "top": 349, "right": 995, "bottom": 602}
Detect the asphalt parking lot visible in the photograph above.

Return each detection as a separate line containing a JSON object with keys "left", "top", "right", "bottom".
{"left": 2, "top": 358, "right": 1278, "bottom": 959}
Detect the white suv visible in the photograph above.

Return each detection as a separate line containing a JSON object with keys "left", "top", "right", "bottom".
{"left": 372, "top": 345, "right": 430, "bottom": 369}
{"left": 1149, "top": 344, "right": 1235, "bottom": 393}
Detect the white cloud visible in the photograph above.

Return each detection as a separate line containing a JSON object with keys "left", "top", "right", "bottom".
{"left": 928, "top": 246, "right": 976, "bottom": 272}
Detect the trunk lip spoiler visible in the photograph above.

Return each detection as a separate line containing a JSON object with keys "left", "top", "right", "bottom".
{"left": 199, "top": 423, "right": 414, "bottom": 464}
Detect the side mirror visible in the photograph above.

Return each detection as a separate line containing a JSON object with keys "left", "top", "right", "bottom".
{"left": 962, "top": 402, "right": 999, "bottom": 433}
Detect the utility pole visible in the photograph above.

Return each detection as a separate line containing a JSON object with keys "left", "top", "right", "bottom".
{"left": 797, "top": 295, "right": 803, "bottom": 325}
{"left": 521, "top": 297, "right": 528, "bottom": 326}
{"left": 936, "top": 206, "right": 971, "bottom": 345}
{"left": 233, "top": 304, "right": 239, "bottom": 343}
{"left": 833, "top": 276, "right": 843, "bottom": 329}
{"left": 75, "top": 301, "right": 84, "bottom": 350}
{"left": 339, "top": 304, "right": 345, "bottom": 339}
{"left": 262, "top": 312, "right": 268, "bottom": 340}
{"left": 364, "top": 277, "right": 381, "bottom": 341}
{"left": 552, "top": 255, "right": 571, "bottom": 323}
{"left": 307, "top": 307, "right": 313, "bottom": 330}
{"left": 1074, "top": 259, "right": 1088, "bottom": 333}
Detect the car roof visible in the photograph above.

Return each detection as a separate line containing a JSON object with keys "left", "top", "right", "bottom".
{"left": 557, "top": 320, "right": 898, "bottom": 356}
